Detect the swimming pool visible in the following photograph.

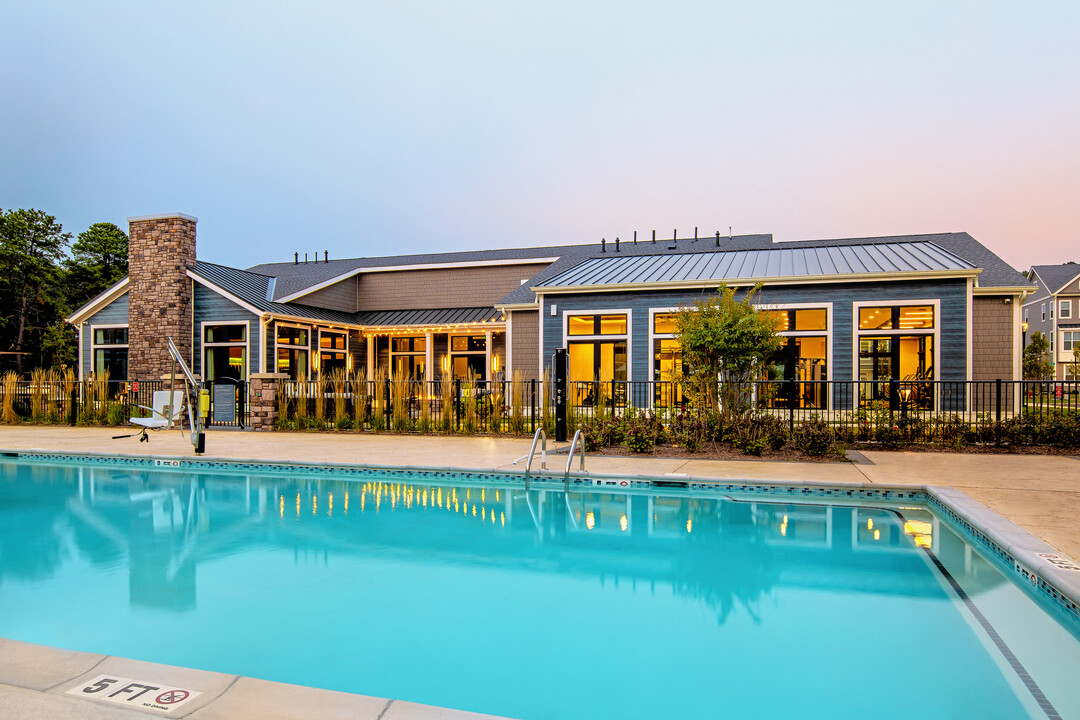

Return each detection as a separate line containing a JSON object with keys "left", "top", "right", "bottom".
{"left": 1, "top": 454, "right": 1079, "bottom": 720}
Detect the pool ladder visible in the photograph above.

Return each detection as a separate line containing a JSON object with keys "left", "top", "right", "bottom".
{"left": 522, "top": 427, "right": 586, "bottom": 491}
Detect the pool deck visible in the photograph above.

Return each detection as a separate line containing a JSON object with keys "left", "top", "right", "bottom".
{"left": 1, "top": 425, "right": 1079, "bottom": 719}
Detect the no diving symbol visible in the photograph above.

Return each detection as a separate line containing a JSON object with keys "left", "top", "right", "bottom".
{"left": 157, "top": 690, "right": 189, "bottom": 705}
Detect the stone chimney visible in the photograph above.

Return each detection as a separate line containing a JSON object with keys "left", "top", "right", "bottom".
{"left": 127, "top": 213, "right": 197, "bottom": 381}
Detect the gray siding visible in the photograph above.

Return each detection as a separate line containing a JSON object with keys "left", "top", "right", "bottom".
{"left": 972, "top": 297, "right": 1015, "bottom": 381}
{"left": 509, "top": 310, "right": 540, "bottom": 380}
{"left": 356, "top": 264, "right": 549, "bottom": 311}
{"left": 541, "top": 279, "right": 970, "bottom": 383}
{"left": 81, "top": 292, "right": 130, "bottom": 377}
{"left": 300, "top": 275, "right": 359, "bottom": 313}
{"left": 193, "top": 284, "right": 261, "bottom": 378}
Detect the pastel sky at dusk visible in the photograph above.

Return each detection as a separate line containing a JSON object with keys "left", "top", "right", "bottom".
{"left": 2, "top": 1, "right": 1077, "bottom": 272}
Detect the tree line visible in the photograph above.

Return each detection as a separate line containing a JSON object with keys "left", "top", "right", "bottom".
{"left": 0, "top": 208, "right": 128, "bottom": 375}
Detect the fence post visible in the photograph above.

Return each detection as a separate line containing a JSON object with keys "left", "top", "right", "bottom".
{"left": 995, "top": 378, "right": 1002, "bottom": 425}
{"left": 384, "top": 378, "right": 391, "bottom": 429}
{"left": 611, "top": 378, "right": 617, "bottom": 416}
{"left": 69, "top": 386, "right": 78, "bottom": 425}
{"left": 455, "top": 379, "right": 461, "bottom": 431}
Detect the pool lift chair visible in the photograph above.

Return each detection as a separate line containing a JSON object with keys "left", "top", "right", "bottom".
{"left": 113, "top": 337, "right": 207, "bottom": 454}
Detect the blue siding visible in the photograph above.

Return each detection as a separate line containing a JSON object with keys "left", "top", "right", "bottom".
{"left": 540, "top": 279, "right": 970, "bottom": 382}
{"left": 80, "top": 292, "right": 129, "bottom": 377}
{"left": 193, "top": 284, "right": 261, "bottom": 377}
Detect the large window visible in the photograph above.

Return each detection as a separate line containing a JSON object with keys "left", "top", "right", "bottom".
{"left": 92, "top": 326, "right": 128, "bottom": 383}
{"left": 203, "top": 323, "right": 247, "bottom": 381}
{"left": 760, "top": 307, "right": 829, "bottom": 409}
{"left": 651, "top": 312, "right": 684, "bottom": 407}
{"left": 318, "top": 329, "right": 348, "bottom": 377}
{"left": 276, "top": 325, "right": 310, "bottom": 380}
{"left": 856, "top": 303, "right": 936, "bottom": 409}
{"left": 391, "top": 336, "right": 426, "bottom": 380}
{"left": 448, "top": 335, "right": 487, "bottom": 380}
{"left": 566, "top": 312, "right": 628, "bottom": 406}
{"left": 1063, "top": 331, "right": 1079, "bottom": 353}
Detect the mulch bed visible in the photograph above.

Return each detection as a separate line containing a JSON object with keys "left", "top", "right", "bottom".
{"left": 587, "top": 442, "right": 1078, "bottom": 462}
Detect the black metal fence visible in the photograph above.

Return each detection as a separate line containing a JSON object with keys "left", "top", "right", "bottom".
{"left": 276, "top": 377, "right": 1080, "bottom": 443}
{"left": 0, "top": 378, "right": 250, "bottom": 428}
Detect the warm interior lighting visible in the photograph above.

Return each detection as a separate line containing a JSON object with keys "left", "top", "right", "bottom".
{"left": 619, "top": 515, "right": 628, "bottom": 532}
{"left": 867, "top": 518, "right": 874, "bottom": 531}
{"left": 874, "top": 529, "right": 880, "bottom": 541}
{"left": 586, "top": 512, "right": 596, "bottom": 530}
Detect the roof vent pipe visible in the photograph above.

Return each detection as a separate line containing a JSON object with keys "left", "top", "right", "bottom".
{"left": 694, "top": 226, "right": 698, "bottom": 240}
{"left": 324, "top": 250, "right": 328, "bottom": 262}
{"left": 716, "top": 230, "right": 721, "bottom": 247}
{"left": 304, "top": 253, "right": 308, "bottom": 263}
{"left": 651, "top": 230, "right": 656, "bottom": 244}
{"left": 295, "top": 252, "right": 299, "bottom": 264}
{"left": 615, "top": 236, "right": 620, "bottom": 252}
{"left": 633, "top": 230, "right": 637, "bottom": 244}
{"left": 601, "top": 238, "right": 606, "bottom": 253}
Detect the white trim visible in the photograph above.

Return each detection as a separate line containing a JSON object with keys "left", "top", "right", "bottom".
{"left": 66, "top": 277, "right": 130, "bottom": 325}
{"left": 1061, "top": 299, "right": 1073, "bottom": 319}
{"left": 754, "top": 302, "right": 834, "bottom": 411}
{"left": 505, "top": 311, "right": 513, "bottom": 378}
{"left": 425, "top": 331, "right": 433, "bottom": 382}
{"left": 276, "top": 257, "right": 560, "bottom": 303}
{"left": 533, "top": 269, "right": 982, "bottom": 295}
{"left": 186, "top": 270, "right": 264, "bottom": 316}
{"left": 366, "top": 334, "right": 374, "bottom": 380}
{"left": 561, "top": 308, "right": 633, "bottom": 382}
{"left": 127, "top": 212, "right": 197, "bottom": 223}
{"left": 974, "top": 285, "right": 1034, "bottom": 295}
{"left": 89, "top": 323, "right": 129, "bottom": 380}
{"left": 315, "top": 327, "right": 350, "bottom": 379}
{"left": 972, "top": 278, "right": 980, "bottom": 388}
{"left": 497, "top": 301, "right": 539, "bottom": 311}
{"left": 537, "top": 293, "right": 545, "bottom": 378}
{"left": 851, "top": 300, "right": 941, "bottom": 400}
{"left": 486, "top": 330, "right": 493, "bottom": 380}
{"left": 1013, "top": 294, "right": 1023, "bottom": 388}
{"left": 200, "top": 320, "right": 250, "bottom": 381}
{"left": 273, "top": 321, "right": 312, "bottom": 379}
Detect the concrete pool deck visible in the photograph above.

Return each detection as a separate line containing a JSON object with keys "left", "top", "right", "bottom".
{"left": 1, "top": 425, "right": 1078, "bottom": 719}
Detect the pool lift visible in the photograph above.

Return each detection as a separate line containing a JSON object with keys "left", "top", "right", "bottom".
{"left": 113, "top": 338, "right": 206, "bottom": 454}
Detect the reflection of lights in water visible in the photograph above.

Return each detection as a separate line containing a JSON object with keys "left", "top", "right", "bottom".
{"left": 586, "top": 512, "right": 595, "bottom": 530}
{"left": 500, "top": 511, "right": 505, "bottom": 527}
{"left": 376, "top": 491, "right": 381, "bottom": 512}
{"left": 481, "top": 489, "right": 485, "bottom": 503}
{"left": 423, "top": 489, "right": 428, "bottom": 507}
{"left": 454, "top": 498, "right": 459, "bottom": 512}
{"left": 867, "top": 518, "right": 874, "bottom": 531}
{"left": 780, "top": 514, "right": 787, "bottom": 536}
{"left": 296, "top": 492, "right": 301, "bottom": 517}
{"left": 328, "top": 492, "right": 333, "bottom": 516}
{"left": 312, "top": 493, "right": 317, "bottom": 516}
{"left": 495, "top": 490, "right": 500, "bottom": 502}
{"left": 874, "top": 529, "right": 880, "bottom": 541}
{"left": 466, "top": 489, "right": 470, "bottom": 502}
{"left": 361, "top": 491, "right": 366, "bottom": 512}
{"left": 344, "top": 490, "right": 349, "bottom": 515}
{"left": 620, "top": 515, "right": 628, "bottom": 532}
{"left": 437, "top": 488, "right": 442, "bottom": 508}
{"left": 904, "top": 520, "right": 933, "bottom": 548}
{"left": 490, "top": 509, "right": 495, "bottom": 524}
{"left": 280, "top": 495, "right": 284, "bottom": 519}
{"left": 686, "top": 518, "right": 692, "bottom": 533}
{"left": 472, "top": 504, "right": 477, "bottom": 517}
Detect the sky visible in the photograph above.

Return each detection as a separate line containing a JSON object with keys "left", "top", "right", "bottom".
{"left": 2, "top": 1, "right": 1078, "bottom": 272}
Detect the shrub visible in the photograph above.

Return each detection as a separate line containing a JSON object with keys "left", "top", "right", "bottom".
{"left": 930, "top": 414, "right": 970, "bottom": 450}
{"left": 731, "top": 412, "right": 786, "bottom": 454}
{"left": 670, "top": 410, "right": 708, "bottom": 452}
{"left": 622, "top": 409, "right": 665, "bottom": 454}
{"left": 874, "top": 423, "right": 902, "bottom": 449}
{"left": 106, "top": 402, "right": 126, "bottom": 426}
{"left": 336, "top": 416, "right": 355, "bottom": 431}
{"left": 794, "top": 415, "right": 841, "bottom": 458}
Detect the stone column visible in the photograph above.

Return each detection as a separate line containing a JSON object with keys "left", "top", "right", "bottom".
{"left": 127, "top": 213, "right": 197, "bottom": 382}
{"left": 250, "top": 373, "right": 288, "bottom": 431}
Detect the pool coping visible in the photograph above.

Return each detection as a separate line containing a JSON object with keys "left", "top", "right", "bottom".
{"left": 2, "top": 448, "right": 1079, "bottom": 718}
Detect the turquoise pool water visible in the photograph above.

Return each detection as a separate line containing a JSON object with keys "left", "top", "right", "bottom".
{"left": 1, "top": 459, "right": 1079, "bottom": 720}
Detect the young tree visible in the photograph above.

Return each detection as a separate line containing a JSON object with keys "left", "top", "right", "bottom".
{"left": 64, "top": 222, "right": 128, "bottom": 310}
{"left": 0, "top": 209, "right": 71, "bottom": 373}
{"left": 1023, "top": 332, "right": 1054, "bottom": 380}
{"left": 675, "top": 283, "right": 782, "bottom": 418}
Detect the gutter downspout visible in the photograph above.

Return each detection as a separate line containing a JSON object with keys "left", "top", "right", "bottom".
{"left": 261, "top": 313, "right": 271, "bottom": 374}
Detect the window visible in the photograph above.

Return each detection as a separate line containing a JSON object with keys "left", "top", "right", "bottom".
{"left": 317, "top": 329, "right": 348, "bottom": 377}
{"left": 760, "top": 307, "right": 830, "bottom": 409}
{"left": 448, "top": 335, "right": 485, "bottom": 380}
{"left": 1061, "top": 300, "right": 1072, "bottom": 319}
{"left": 91, "top": 325, "right": 128, "bottom": 384}
{"left": 567, "top": 314, "right": 626, "bottom": 336}
{"left": 566, "top": 312, "right": 629, "bottom": 405}
{"left": 1024, "top": 308, "right": 1029, "bottom": 323}
{"left": 1051, "top": 302, "right": 1054, "bottom": 319}
{"left": 1042, "top": 303, "right": 1046, "bottom": 322}
{"left": 856, "top": 303, "right": 936, "bottom": 410}
{"left": 652, "top": 312, "right": 684, "bottom": 407}
{"left": 203, "top": 323, "right": 247, "bottom": 381}
{"left": 391, "top": 336, "right": 427, "bottom": 380}
{"left": 276, "top": 325, "right": 310, "bottom": 380}
{"left": 1063, "top": 331, "right": 1079, "bottom": 352}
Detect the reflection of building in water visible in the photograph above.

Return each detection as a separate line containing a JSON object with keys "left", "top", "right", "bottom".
{"left": 53, "top": 469, "right": 1007, "bottom": 621}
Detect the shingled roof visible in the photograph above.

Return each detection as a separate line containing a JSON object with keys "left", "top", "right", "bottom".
{"left": 1030, "top": 264, "right": 1080, "bottom": 296}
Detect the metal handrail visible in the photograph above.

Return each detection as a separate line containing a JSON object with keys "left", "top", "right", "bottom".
{"left": 564, "top": 429, "right": 586, "bottom": 490}
{"left": 523, "top": 427, "right": 547, "bottom": 489}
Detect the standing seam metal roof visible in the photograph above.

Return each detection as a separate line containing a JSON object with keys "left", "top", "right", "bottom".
{"left": 534, "top": 241, "right": 978, "bottom": 288}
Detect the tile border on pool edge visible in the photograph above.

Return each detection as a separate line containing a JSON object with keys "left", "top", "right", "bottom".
{"left": 4, "top": 449, "right": 1079, "bottom": 631}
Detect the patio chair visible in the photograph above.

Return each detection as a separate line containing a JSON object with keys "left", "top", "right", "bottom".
{"left": 114, "top": 390, "right": 186, "bottom": 442}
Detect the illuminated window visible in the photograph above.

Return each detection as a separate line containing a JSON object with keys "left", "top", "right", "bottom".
{"left": 204, "top": 323, "right": 247, "bottom": 381}
{"left": 859, "top": 305, "right": 933, "bottom": 330}
{"left": 276, "top": 324, "right": 310, "bottom": 380}
{"left": 653, "top": 313, "right": 678, "bottom": 334}
{"left": 567, "top": 314, "right": 626, "bottom": 336}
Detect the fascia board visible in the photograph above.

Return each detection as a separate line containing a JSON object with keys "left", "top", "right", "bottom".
{"left": 66, "top": 277, "right": 130, "bottom": 324}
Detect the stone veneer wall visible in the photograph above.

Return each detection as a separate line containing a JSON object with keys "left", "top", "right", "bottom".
{"left": 128, "top": 214, "right": 197, "bottom": 380}
{"left": 249, "top": 374, "right": 287, "bottom": 430}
